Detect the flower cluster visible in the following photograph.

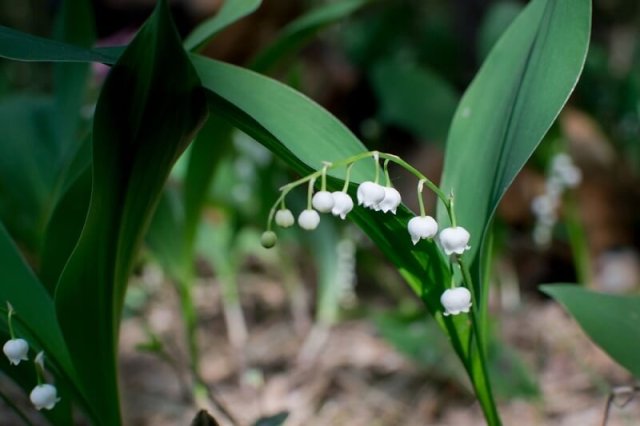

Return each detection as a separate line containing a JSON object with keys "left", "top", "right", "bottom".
{"left": 2, "top": 303, "right": 60, "bottom": 411}
{"left": 260, "top": 151, "right": 475, "bottom": 317}
{"left": 531, "top": 153, "right": 582, "bottom": 247}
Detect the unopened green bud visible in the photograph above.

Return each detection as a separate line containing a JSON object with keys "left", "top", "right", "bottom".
{"left": 260, "top": 231, "right": 277, "bottom": 248}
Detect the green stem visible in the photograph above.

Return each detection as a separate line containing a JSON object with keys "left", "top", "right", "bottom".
{"left": 417, "top": 179, "right": 427, "bottom": 217}
{"left": 342, "top": 163, "right": 354, "bottom": 192}
{"left": 176, "top": 265, "right": 200, "bottom": 383}
{"left": 458, "top": 257, "right": 501, "bottom": 426}
{"left": 307, "top": 178, "right": 315, "bottom": 209}
{"left": 7, "top": 305, "right": 15, "bottom": 339}
{"left": 383, "top": 159, "right": 392, "bottom": 187}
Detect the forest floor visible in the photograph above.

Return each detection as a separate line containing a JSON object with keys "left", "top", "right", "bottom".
{"left": 116, "top": 269, "right": 639, "bottom": 426}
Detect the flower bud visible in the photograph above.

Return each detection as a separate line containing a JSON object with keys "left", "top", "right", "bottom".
{"left": 3, "top": 338, "right": 28, "bottom": 365}
{"left": 331, "top": 191, "right": 354, "bottom": 219}
{"left": 312, "top": 191, "right": 334, "bottom": 213}
{"left": 441, "top": 287, "right": 472, "bottom": 316}
{"left": 439, "top": 226, "right": 471, "bottom": 255}
{"left": 298, "top": 209, "right": 320, "bottom": 230}
{"left": 377, "top": 187, "right": 402, "bottom": 214}
{"left": 30, "top": 384, "right": 60, "bottom": 410}
{"left": 407, "top": 216, "right": 438, "bottom": 245}
{"left": 356, "top": 181, "right": 385, "bottom": 208}
{"left": 274, "top": 209, "right": 294, "bottom": 228}
{"left": 260, "top": 231, "right": 277, "bottom": 248}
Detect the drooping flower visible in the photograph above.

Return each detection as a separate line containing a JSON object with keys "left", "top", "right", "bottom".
{"left": 356, "top": 181, "right": 385, "bottom": 208}
{"left": 30, "top": 384, "right": 60, "bottom": 411}
{"left": 441, "top": 287, "right": 472, "bottom": 316}
{"left": 274, "top": 209, "right": 295, "bottom": 228}
{"left": 407, "top": 216, "right": 438, "bottom": 245}
{"left": 312, "top": 191, "right": 334, "bottom": 213}
{"left": 376, "top": 187, "right": 402, "bottom": 214}
{"left": 260, "top": 231, "right": 277, "bottom": 248}
{"left": 439, "top": 226, "right": 471, "bottom": 255}
{"left": 298, "top": 209, "right": 320, "bottom": 230}
{"left": 331, "top": 191, "right": 354, "bottom": 219}
{"left": 3, "top": 338, "right": 29, "bottom": 366}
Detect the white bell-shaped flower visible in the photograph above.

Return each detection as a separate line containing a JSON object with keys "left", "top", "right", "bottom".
{"left": 439, "top": 226, "right": 471, "bottom": 255}
{"left": 274, "top": 209, "right": 295, "bottom": 228}
{"left": 298, "top": 209, "right": 320, "bottom": 230}
{"left": 377, "top": 187, "right": 402, "bottom": 214}
{"left": 441, "top": 287, "right": 472, "bottom": 316}
{"left": 356, "top": 181, "right": 385, "bottom": 208}
{"left": 30, "top": 384, "right": 60, "bottom": 410}
{"left": 3, "top": 338, "right": 28, "bottom": 365}
{"left": 331, "top": 191, "right": 354, "bottom": 219}
{"left": 312, "top": 191, "right": 334, "bottom": 213}
{"left": 407, "top": 216, "right": 438, "bottom": 245}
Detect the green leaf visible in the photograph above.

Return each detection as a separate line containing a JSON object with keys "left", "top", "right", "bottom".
{"left": 437, "top": 0, "right": 591, "bottom": 280}
{"left": 39, "top": 166, "right": 92, "bottom": 293}
{"left": 54, "top": 0, "right": 207, "bottom": 423}
{"left": 146, "top": 184, "right": 186, "bottom": 280}
{"left": 252, "top": 412, "right": 289, "bottom": 426}
{"left": 0, "top": 96, "right": 59, "bottom": 251}
{"left": 53, "top": 0, "right": 96, "bottom": 147}
{"left": 184, "top": 0, "right": 262, "bottom": 51}
{"left": 0, "top": 24, "right": 116, "bottom": 63}
{"left": 0, "top": 224, "right": 87, "bottom": 423}
{"left": 369, "top": 58, "right": 458, "bottom": 143}
{"left": 190, "top": 54, "right": 463, "bottom": 357}
{"left": 250, "top": 0, "right": 369, "bottom": 73}
{"left": 183, "top": 115, "right": 233, "bottom": 253}
{"left": 541, "top": 285, "right": 640, "bottom": 378}
{"left": 477, "top": 1, "right": 523, "bottom": 61}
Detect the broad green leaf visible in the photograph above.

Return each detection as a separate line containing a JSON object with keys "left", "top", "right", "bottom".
{"left": 369, "top": 58, "right": 458, "bottom": 143}
{"left": 54, "top": 0, "right": 207, "bottom": 423}
{"left": 477, "top": 1, "right": 523, "bottom": 60}
{"left": 0, "top": 25, "right": 116, "bottom": 63}
{"left": 250, "top": 0, "right": 369, "bottom": 73}
{"left": 541, "top": 285, "right": 640, "bottom": 378}
{"left": 190, "top": 55, "right": 466, "bottom": 358}
{"left": 0, "top": 224, "right": 86, "bottom": 424}
{"left": 147, "top": 184, "right": 187, "bottom": 281}
{"left": 184, "top": 0, "right": 262, "bottom": 51}
{"left": 183, "top": 115, "right": 233, "bottom": 253}
{"left": 437, "top": 0, "right": 591, "bottom": 283}
{"left": 53, "top": 0, "right": 95, "bottom": 147}
{"left": 0, "top": 96, "right": 58, "bottom": 251}
{"left": 39, "top": 167, "right": 91, "bottom": 293}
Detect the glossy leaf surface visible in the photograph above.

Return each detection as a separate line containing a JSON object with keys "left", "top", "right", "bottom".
{"left": 184, "top": 0, "right": 262, "bottom": 51}
{"left": 541, "top": 285, "right": 640, "bottom": 378}
{"left": 437, "top": 0, "right": 591, "bottom": 277}
{"left": 54, "top": 1, "right": 207, "bottom": 423}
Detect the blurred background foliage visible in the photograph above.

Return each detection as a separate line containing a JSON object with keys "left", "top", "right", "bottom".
{"left": 1, "top": 0, "right": 640, "bottom": 424}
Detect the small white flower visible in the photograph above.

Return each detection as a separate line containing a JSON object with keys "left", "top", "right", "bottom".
{"left": 30, "top": 384, "right": 60, "bottom": 410}
{"left": 439, "top": 226, "right": 471, "bottom": 255}
{"left": 331, "top": 191, "right": 354, "bottom": 219}
{"left": 407, "top": 216, "right": 438, "bottom": 245}
{"left": 377, "top": 187, "right": 402, "bottom": 214}
{"left": 312, "top": 191, "right": 334, "bottom": 213}
{"left": 356, "top": 181, "right": 385, "bottom": 208}
{"left": 298, "top": 209, "right": 320, "bottom": 230}
{"left": 441, "top": 287, "right": 472, "bottom": 316}
{"left": 274, "top": 209, "right": 295, "bottom": 228}
{"left": 3, "top": 338, "right": 29, "bottom": 365}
